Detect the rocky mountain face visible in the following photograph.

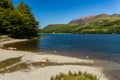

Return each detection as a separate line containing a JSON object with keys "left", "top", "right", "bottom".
{"left": 69, "top": 16, "right": 95, "bottom": 24}
{"left": 69, "top": 14, "right": 120, "bottom": 24}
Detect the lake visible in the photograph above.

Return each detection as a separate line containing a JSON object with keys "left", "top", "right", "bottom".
{"left": 4, "top": 34, "right": 120, "bottom": 80}
{"left": 5, "top": 34, "right": 120, "bottom": 63}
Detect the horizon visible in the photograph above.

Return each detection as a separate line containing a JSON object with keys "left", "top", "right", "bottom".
{"left": 13, "top": 0, "right": 120, "bottom": 28}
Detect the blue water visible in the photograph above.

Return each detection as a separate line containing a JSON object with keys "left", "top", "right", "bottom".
{"left": 5, "top": 34, "right": 120, "bottom": 80}
{"left": 40, "top": 34, "right": 120, "bottom": 53}
{"left": 5, "top": 34, "right": 120, "bottom": 63}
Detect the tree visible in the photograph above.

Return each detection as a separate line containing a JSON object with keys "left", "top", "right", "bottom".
{"left": 0, "top": 0, "right": 14, "bottom": 34}
{"left": 0, "top": 0, "right": 39, "bottom": 38}
{"left": 7, "top": 0, "right": 14, "bottom": 10}
{"left": 12, "top": 1, "right": 39, "bottom": 38}
{"left": 0, "top": 0, "right": 14, "bottom": 10}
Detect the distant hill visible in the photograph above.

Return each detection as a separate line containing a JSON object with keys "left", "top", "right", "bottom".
{"left": 42, "top": 14, "right": 120, "bottom": 34}
{"left": 69, "top": 14, "right": 120, "bottom": 24}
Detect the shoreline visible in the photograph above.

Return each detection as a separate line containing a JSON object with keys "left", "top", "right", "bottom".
{"left": 0, "top": 39, "right": 109, "bottom": 80}
{"left": 0, "top": 39, "right": 29, "bottom": 45}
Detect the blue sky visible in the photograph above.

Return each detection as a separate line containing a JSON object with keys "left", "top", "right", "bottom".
{"left": 13, "top": 0, "right": 120, "bottom": 28}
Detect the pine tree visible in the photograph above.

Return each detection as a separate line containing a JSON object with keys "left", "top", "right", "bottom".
{"left": 7, "top": 0, "right": 14, "bottom": 10}
{"left": 0, "top": 0, "right": 39, "bottom": 38}
{"left": 0, "top": 0, "right": 14, "bottom": 10}
{"left": 13, "top": 1, "right": 39, "bottom": 38}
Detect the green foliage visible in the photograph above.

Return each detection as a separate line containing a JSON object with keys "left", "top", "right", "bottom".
{"left": 42, "top": 17, "right": 120, "bottom": 34}
{"left": 0, "top": 0, "right": 14, "bottom": 10}
{"left": 0, "top": 0, "right": 39, "bottom": 38}
{"left": 42, "top": 24, "right": 80, "bottom": 33}
{"left": 51, "top": 71, "right": 99, "bottom": 80}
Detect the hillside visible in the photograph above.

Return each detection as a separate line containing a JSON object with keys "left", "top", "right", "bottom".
{"left": 42, "top": 14, "right": 120, "bottom": 34}
{"left": 69, "top": 16, "right": 95, "bottom": 24}
{"left": 69, "top": 14, "right": 120, "bottom": 24}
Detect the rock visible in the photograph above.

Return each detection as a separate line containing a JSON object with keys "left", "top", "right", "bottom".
{"left": 0, "top": 45, "right": 4, "bottom": 48}
{"left": 54, "top": 50, "right": 57, "bottom": 53}
{"left": 7, "top": 47, "right": 17, "bottom": 50}
{"left": 41, "top": 64, "right": 45, "bottom": 66}
{"left": 42, "top": 58, "right": 50, "bottom": 62}
{"left": 86, "top": 56, "right": 89, "bottom": 58}
{"left": 54, "top": 58, "right": 57, "bottom": 61}
{"left": 0, "top": 69, "right": 4, "bottom": 71}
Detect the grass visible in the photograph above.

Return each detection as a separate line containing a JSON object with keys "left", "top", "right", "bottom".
{"left": 51, "top": 71, "right": 99, "bottom": 80}
{"left": 0, "top": 56, "right": 22, "bottom": 69}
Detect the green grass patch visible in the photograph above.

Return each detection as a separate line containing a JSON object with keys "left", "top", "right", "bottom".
{"left": 51, "top": 71, "right": 99, "bottom": 80}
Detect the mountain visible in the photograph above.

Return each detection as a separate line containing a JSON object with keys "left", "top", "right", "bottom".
{"left": 69, "top": 14, "right": 120, "bottom": 24}
{"left": 42, "top": 13, "right": 120, "bottom": 34}
{"left": 69, "top": 16, "right": 95, "bottom": 24}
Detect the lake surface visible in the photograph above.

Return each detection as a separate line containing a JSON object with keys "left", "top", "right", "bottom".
{"left": 5, "top": 34, "right": 120, "bottom": 62}
{"left": 4, "top": 34, "right": 120, "bottom": 80}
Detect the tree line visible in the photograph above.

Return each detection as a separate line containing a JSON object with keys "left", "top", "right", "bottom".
{"left": 0, "top": 0, "right": 39, "bottom": 38}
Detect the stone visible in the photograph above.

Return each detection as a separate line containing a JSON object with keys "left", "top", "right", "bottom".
{"left": 7, "top": 47, "right": 17, "bottom": 50}
{"left": 42, "top": 58, "right": 50, "bottom": 62}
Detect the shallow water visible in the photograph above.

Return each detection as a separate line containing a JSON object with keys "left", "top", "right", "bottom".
{"left": 4, "top": 34, "right": 120, "bottom": 80}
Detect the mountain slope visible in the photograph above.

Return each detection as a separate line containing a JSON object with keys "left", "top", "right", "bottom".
{"left": 42, "top": 14, "right": 120, "bottom": 34}
{"left": 69, "top": 14, "right": 120, "bottom": 24}
{"left": 69, "top": 16, "right": 95, "bottom": 24}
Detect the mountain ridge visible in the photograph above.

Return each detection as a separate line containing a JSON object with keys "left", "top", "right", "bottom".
{"left": 69, "top": 14, "right": 120, "bottom": 24}
{"left": 42, "top": 13, "right": 120, "bottom": 34}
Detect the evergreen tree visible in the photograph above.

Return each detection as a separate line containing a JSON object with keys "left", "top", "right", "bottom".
{"left": 0, "top": 0, "right": 14, "bottom": 10}
{"left": 13, "top": 1, "right": 39, "bottom": 38}
{"left": 0, "top": 0, "right": 39, "bottom": 38}
{"left": 7, "top": 0, "right": 14, "bottom": 10}
{"left": 0, "top": 0, "right": 15, "bottom": 34}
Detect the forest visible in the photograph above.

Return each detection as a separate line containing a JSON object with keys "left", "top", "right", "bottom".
{"left": 0, "top": 0, "right": 39, "bottom": 38}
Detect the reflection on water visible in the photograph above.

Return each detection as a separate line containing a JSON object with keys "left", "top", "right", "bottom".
{"left": 4, "top": 39, "right": 40, "bottom": 52}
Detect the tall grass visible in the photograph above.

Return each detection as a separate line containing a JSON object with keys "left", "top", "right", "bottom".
{"left": 51, "top": 71, "right": 99, "bottom": 80}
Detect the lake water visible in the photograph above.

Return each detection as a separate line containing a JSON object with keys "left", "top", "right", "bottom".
{"left": 4, "top": 34, "right": 120, "bottom": 80}
{"left": 5, "top": 34, "right": 120, "bottom": 62}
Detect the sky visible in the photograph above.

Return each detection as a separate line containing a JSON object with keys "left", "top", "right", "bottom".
{"left": 13, "top": 0, "right": 120, "bottom": 28}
